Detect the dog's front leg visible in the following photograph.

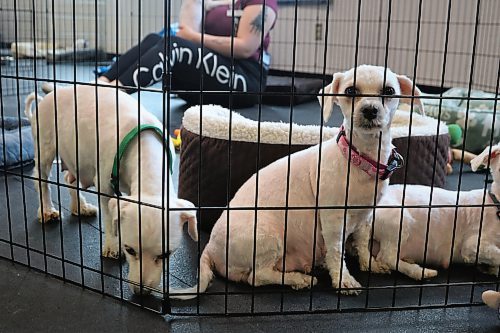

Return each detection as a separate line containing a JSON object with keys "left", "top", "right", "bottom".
{"left": 101, "top": 196, "right": 120, "bottom": 259}
{"left": 321, "top": 211, "right": 362, "bottom": 295}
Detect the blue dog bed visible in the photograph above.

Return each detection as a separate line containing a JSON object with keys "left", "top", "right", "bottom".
{"left": 0, "top": 117, "right": 34, "bottom": 169}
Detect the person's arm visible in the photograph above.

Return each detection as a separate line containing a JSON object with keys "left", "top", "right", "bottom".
{"left": 179, "top": 0, "right": 204, "bottom": 32}
{"left": 176, "top": 4, "right": 277, "bottom": 59}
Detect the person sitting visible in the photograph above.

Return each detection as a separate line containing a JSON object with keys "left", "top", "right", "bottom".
{"left": 98, "top": 0, "right": 278, "bottom": 108}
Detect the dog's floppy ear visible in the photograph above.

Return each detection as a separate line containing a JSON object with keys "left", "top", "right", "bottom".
{"left": 176, "top": 198, "right": 198, "bottom": 242}
{"left": 471, "top": 144, "right": 500, "bottom": 171}
{"left": 318, "top": 72, "right": 343, "bottom": 122}
{"left": 397, "top": 75, "right": 425, "bottom": 115}
{"left": 108, "top": 197, "right": 132, "bottom": 237}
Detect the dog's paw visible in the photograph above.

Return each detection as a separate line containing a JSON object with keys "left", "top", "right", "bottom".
{"left": 102, "top": 240, "right": 120, "bottom": 259}
{"left": 369, "top": 259, "right": 392, "bottom": 274}
{"left": 72, "top": 204, "right": 98, "bottom": 217}
{"left": 422, "top": 268, "right": 438, "bottom": 279}
{"left": 334, "top": 275, "right": 362, "bottom": 295}
{"left": 38, "top": 208, "right": 60, "bottom": 223}
{"left": 410, "top": 268, "right": 438, "bottom": 280}
{"left": 291, "top": 274, "right": 317, "bottom": 290}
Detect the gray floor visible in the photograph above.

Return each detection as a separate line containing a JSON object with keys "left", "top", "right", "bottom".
{"left": 1, "top": 60, "right": 499, "bottom": 332}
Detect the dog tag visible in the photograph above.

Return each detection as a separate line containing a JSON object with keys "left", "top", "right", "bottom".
{"left": 227, "top": 9, "right": 243, "bottom": 17}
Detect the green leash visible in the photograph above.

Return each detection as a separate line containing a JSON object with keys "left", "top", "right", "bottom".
{"left": 110, "top": 124, "right": 173, "bottom": 196}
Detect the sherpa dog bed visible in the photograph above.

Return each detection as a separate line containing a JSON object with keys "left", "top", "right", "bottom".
{"left": 178, "top": 106, "right": 449, "bottom": 231}
{"left": 0, "top": 117, "right": 34, "bottom": 169}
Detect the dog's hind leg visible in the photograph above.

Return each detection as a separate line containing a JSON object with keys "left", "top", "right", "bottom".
{"left": 248, "top": 267, "right": 317, "bottom": 290}
{"left": 31, "top": 127, "right": 60, "bottom": 223}
{"left": 65, "top": 172, "right": 97, "bottom": 217}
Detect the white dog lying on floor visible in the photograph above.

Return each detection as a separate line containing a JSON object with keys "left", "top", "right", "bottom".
{"left": 25, "top": 85, "right": 198, "bottom": 294}
{"left": 370, "top": 145, "right": 500, "bottom": 280}
{"left": 171, "top": 65, "right": 424, "bottom": 299}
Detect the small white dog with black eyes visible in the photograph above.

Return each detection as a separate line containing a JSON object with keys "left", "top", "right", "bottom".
{"left": 171, "top": 65, "right": 424, "bottom": 299}
{"left": 25, "top": 85, "right": 198, "bottom": 295}
{"left": 369, "top": 144, "right": 500, "bottom": 280}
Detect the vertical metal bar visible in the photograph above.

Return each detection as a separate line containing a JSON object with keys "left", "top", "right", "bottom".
{"left": 15, "top": 0, "right": 32, "bottom": 268}
{"left": 137, "top": 0, "right": 144, "bottom": 304}
{"left": 249, "top": 0, "right": 269, "bottom": 312}
{"left": 390, "top": 0, "right": 423, "bottom": 307}
{"left": 161, "top": 0, "right": 173, "bottom": 315}
{"left": 338, "top": 0, "right": 362, "bottom": 308}
{"left": 309, "top": 0, "right": 331, "bottom": 312}
{"left": 94, "top": 0, "right": 104, "bottom": 294}
{"left": 224, "top": 0, "right": 237, "bottom": 315}
{"left": 70, "top": 0, "right": 85, "bottom": 287}
{"left": 0, "top": 46, "right": 14, "bottom": 261}
{"left": 31, "top": 0, "right": 49, "bottom": 273}
{"left": 439, "top": 0, "right": 482, "bottom": 307}
{"left": 281, "top": 0, "right": 300, "bottom": 313}
{"left": 365, "top": 0, "right": 393, "bottom": 308}
{"left": 50, "top": 0, "right": 66, "bottom": 281}
{"left": 114, "top": 0, "right": 124, "bottom": 301}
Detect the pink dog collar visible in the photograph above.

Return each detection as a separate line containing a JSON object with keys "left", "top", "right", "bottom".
{"left": 336, "top": 126, "right": 404, "bottom": 180}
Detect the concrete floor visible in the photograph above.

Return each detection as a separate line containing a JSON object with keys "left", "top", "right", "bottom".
{"left": 1, "top": 60, "right": 499, "bottom": 332}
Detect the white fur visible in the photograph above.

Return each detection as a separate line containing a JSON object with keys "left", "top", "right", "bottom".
{"left": 24, "top": 85, "right": 198, "bottom": 295}
{"left": 171, "top": 65, "right": 424, "bottom": 299}
{"left": 371, "top": 144, "right": 500, "bottom": 280}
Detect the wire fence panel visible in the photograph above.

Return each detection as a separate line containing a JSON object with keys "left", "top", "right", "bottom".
{"left": 0, "top": 0, "right": 499, "bottom": 317}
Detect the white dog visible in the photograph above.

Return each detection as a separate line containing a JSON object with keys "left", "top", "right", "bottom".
{"left": 370, "top": 145, "right": 500, "bottom": 280}
{"left": 24, "top": 85, "right": 198, "bottom": 294}
{"left": 171, "top": 65, "right": 424, "bottom": 299}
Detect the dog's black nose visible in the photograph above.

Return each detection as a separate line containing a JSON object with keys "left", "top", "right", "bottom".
{"left": 362, "top": 106, "right": 378, "bottom": 120}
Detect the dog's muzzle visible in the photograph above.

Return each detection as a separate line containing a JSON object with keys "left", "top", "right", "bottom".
{"left": 361, "top": 106, "right": 379, "bottom": 120}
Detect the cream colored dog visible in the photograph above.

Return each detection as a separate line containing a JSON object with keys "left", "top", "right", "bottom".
{"left": 25, "top": 85, "right": 198, "bottom": 294}
{"left": 370, "top": 144, "right": 500, "bottom": 280}
{"left": 171, "top": 65, "right": 424, "bottom": 299}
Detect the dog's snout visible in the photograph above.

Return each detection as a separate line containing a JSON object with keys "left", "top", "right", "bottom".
{"left": 361, "top": 106, "right": 378, "bottom": 120}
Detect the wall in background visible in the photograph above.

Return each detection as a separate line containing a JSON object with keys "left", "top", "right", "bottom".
{"left": 1, "top": 0, "right": 498, "bottom": 91}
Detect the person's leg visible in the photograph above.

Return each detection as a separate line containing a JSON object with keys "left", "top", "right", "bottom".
{"left": 100, "top": 33, "right": 163, "bottom": 82}
{"left": 113, "top": 36, "right": 266, "bottom": 107}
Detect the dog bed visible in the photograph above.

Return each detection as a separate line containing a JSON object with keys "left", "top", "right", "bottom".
{"left": 0, "top": 117, "right": 34, "bottom": 169}
{"left": 178, "top": 105, "right": 449, "bottom": 231}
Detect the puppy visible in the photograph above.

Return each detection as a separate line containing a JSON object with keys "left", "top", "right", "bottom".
{"left": 370, "top": 144, "right": 500, "bottom": 280}
{"left": 171, "top": 65, "right": 423, "bottom": 299}
{"left": 24, "top": 86, "right": 198, "bottom": 294}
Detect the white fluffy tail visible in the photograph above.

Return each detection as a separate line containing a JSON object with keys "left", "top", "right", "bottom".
{"left": 24, "top": 92, "right": 42, "bottom": 121}
{"left": 169, "top": 248, "right": 214, "bottom": 300}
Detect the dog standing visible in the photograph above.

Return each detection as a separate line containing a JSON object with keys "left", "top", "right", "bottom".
{"left": 25, "top": 85, "right": 198, "bottom": 294}
{"left": 370, "top": 144, "right": 500, "bottom": 280}
{"left": 171, "top": 65, "right": 424, "bottom": 299}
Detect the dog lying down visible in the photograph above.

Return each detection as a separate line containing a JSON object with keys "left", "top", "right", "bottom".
{"left": 25, "top": 85, "right": 198, "bottom": 294}
{"left": 170, "top": 65, "right": 424, "bottom": 299}
{"left": 369, "top": 144, "right": 500, "bottom": 280}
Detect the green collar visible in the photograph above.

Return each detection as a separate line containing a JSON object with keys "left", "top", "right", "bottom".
{"left": 110, "top": 124, "right": 173, "bottom": 196}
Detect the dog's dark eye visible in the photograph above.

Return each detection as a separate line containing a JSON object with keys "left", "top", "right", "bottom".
{"left": 383, "top": 86, "right": 395, "bottom": 96}
{"left": 344, "top": 86, "right": 358, "bottom": 96}
{"left": 155, "top": 251, "right": 171, "bottom": 262}
{"left": 124, "top": 246, "right": 136, "bottom": 256}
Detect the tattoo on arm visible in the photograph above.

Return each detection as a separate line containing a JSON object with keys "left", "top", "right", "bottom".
{"left": 250, "top": 9, "right": 267, "bottom": 34}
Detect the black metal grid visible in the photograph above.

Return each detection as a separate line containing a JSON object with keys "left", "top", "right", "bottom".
{"left": 0, "top": 0, "right": 499, "bottom": 317}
